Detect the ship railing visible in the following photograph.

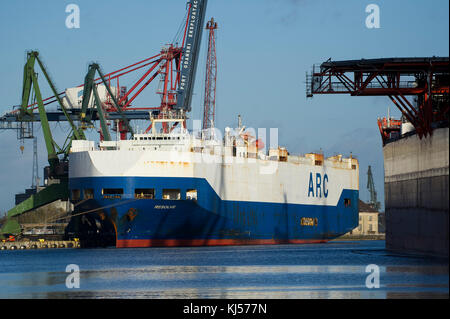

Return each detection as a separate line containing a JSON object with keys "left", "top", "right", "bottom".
{"left": 311, "top": 80, "right": 417, "bottom": 93}
{"left": 99, "top": 140, "right": 119, "bottom": 150}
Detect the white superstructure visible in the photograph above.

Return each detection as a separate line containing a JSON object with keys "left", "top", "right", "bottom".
{"left": 69, "top": 117, "right": 359, "bottom": 207}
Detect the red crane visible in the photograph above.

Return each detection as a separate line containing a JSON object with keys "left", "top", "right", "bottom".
{"left": 2, "top": 1, "right": 209, "bottom": 138}
{"left": 202, "top": 18, "right": 218, "bottom": 132}
{"left": 306, "top": 57, "right": 449, "bottom": 142}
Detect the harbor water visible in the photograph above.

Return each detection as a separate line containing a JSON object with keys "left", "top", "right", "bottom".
{"left": 0, "top": 240, "right": 448, "bottom": 299}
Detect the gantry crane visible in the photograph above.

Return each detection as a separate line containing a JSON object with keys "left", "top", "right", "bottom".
{"left": 306, "top": 57, "right": 449, "bottom": 143}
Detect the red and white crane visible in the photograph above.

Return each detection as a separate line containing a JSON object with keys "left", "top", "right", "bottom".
{"left": 1, "top": 0, "right": 209, "bottom": 138}
{"left": 202, "top": 17, "right": 218, "bottom": 133}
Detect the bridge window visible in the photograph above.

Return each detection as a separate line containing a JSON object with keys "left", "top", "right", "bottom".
{"left": 102, "top": 188, "right": 123, "bottom": 199}
{"left": 103, "top": 188, "right": 123, "bottom": 195}
{"left": 344, "top": 198, "right": 351, "bottom": 207}
{"left": 135, "top": 188, "right": 155, "bottom": 199}
{"left": 163, "top": 189, "right": 181, "bottom": 200}
{"left": 186, "top": 189, "right": 197, "bottom": 201}
{"left": 84, "top": 188, "right": 94, "bottom": 199}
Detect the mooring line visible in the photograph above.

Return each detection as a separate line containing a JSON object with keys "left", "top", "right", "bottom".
{"left": 52, "top": 198, "right": 140, "bottom": 222}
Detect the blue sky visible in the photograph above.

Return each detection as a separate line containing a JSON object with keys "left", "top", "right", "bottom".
{"left": 0, "top": 0, "right": 448, "bottom": 213}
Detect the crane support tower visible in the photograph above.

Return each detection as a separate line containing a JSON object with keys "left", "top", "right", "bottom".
{"left": 202, "top": 17, "right": 218, "bottom": 131}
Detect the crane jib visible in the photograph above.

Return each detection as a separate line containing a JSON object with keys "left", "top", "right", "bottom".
{"left": 175, "top": 0, "right": 208, "bottom": 112}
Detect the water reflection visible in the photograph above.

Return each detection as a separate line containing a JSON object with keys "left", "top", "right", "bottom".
{"left": 0, "top": 241, "right": 448, "bottom": 299}
{"left": 1, "top": 264, "right": 448, "bottom": 299}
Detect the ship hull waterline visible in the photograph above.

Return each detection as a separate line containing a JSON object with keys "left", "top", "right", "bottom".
{"left": 67, "top": 176, "right": 359, "bottom": 248}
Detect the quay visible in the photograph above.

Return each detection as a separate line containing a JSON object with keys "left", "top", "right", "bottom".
{"left": 1, "top": 239, "right": 80, "bottom": 251}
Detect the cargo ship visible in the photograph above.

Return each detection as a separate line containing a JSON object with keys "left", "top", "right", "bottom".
{"left": 63, "top": 0, "right": 359, "bottom": 248}
{"left": 66, "top": 115, "right": 359, "bottom": 248}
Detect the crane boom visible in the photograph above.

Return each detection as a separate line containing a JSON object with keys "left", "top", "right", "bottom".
{"left": 175, "top": 0, "right": 208, "bottom": 113}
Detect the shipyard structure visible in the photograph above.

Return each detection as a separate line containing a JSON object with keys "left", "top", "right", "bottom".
{"left": 383, "top": 125, "right": 448, "bottom": 257}
{"left": 308, "top": 57, "right": 449, "bottom": 257}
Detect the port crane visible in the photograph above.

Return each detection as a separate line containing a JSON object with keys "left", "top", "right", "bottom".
{"left": 79, "top": 63, "right": 134, "bottom": 141}
{"left": 0, "top": 50, "right": 86, "bottom": 237}
{"left": 0, "top": 0, "right": 209, "bottom": 238}
{"left": 306, "top": 57, "right": 449, "bottom": 143}
{"left": 1, "top": 1, "right": 208, "bottom": 137}
{"left": 16, "top": 51, "right": 88, "bottom": 178}
{"left": 367, "top": 166, "right": 380, "bottom": 211}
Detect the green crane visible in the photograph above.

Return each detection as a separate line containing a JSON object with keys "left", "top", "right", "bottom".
{"left": 1, "top": 52, "right": 137, "bottom": 239}
{"left": 80, "top": 63, "right": 133, "bottom": 139}
{"left": 20, "top": 50, "right": 86, "bottom": 176}
{"left": 367, "top": 165, "right": 381, "bottom": 211}
{"left": 0, "top": 51, "right": 86, "bottom": 238}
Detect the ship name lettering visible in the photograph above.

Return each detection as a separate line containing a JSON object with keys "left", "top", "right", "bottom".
{"left": 154, "top": 205, "right": 176, "bottom": 209}
{"left": 300, "top": 217, "right": 318, "bottom": 226}
{"left": 308, "top": 172, "right": 328, "bottom": 198}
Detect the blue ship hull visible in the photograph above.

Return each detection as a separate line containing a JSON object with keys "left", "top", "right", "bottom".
{"left": 67, "top": 177, "right": 359, "bottom": 247}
